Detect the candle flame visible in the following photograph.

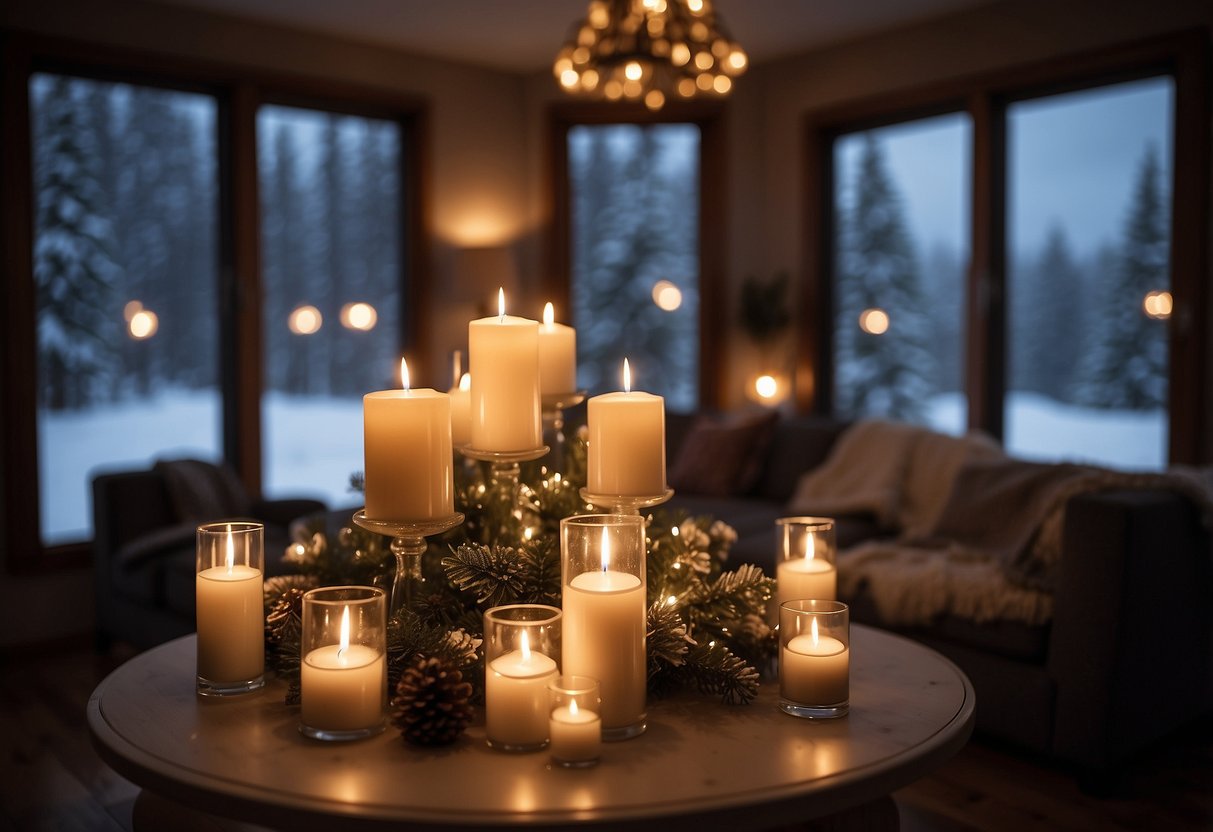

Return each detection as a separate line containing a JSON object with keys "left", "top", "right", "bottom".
{"left": 543, "top": 301, "right": 555, "bottom": 327}
{"left": 400, "top": 357, "right": 411, "bottom": 392}
{"left": 601, "top": 525, "right": 611, "bottom": 572}
{"left": 569, "top": 698, "right": 580, "bottom": 717}
{"left": 224, "top": 524, "right": 234, "bottom": 573}
{"left": 338, "top": 605, "right": 350, "bottom": 660}
{"left": 623, "top": 358, "right": 631, "bottom": 393}
{"left": 810, "top": 616, "right": 819, "bottom": 647}
{"left": 498, "top": 287, "right": 506, "bottom": 322}
{"left": 520, "top": 629, "right": 532, "bottom": 662}
{"left": 459, "top": 372, "right": 471, "bottom": 391}
{"left": 804, "top": 532, "right": 816, "bottom": 562}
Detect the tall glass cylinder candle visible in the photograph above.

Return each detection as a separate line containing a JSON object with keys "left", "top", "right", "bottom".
{"left": 779, "top": 600, "right": 850, "bottom": 719}
{"left": 363, "top": 359, "right": 454, "bottom": 521}
{"left": 560, "top": 514, "right": 646, "bottom": 740}
{"left": 468, "top": 291, "right": 542, "bottom": 452}
{"left": 484, "top": 604, "right": 562, "bottom": 752}
{"left": 588, "top": 364, "right": 665, "bottom": 497}
{"left": 776, "top": 517, "right": 837, "bottom": 609}
{"left": 196, "top": 521, "right": 264, "bottom": 697}
{"left": 300, "top": 586, "right": 387, "bottom": 741}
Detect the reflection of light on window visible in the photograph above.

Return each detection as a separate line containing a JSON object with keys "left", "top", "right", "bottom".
{"left": 123, "top": 300, "right": 143, "bottom": 322}
{"left": 754, "top": 374, "right": 778, "bottom": 399}
{"left": 651, "top": 280, "right": 683, "bottom": 311}
{"left": 288, "top": 305, "right": 322, "bottom": 335}
{"left": 128, "top": 309, "right": 158, "bottom": 340}
{"left": 340, "top": 302, "right": 377, "bottom": 331}
{"left": 858, "top": 308, "right": 889, "bottom": 335}
{"left": 1142, "top": 290, "right": 1172, "bottom": 320}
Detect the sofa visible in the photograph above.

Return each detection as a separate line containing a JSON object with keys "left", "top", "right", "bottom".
{"left": 92, "top": 459, "right": 327, "bottom": 651}
{"left": 663, "top": 409, "right": 1213, "bottom": 786}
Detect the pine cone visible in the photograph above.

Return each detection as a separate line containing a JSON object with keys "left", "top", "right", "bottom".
{"left": 390, "top": 655, "right": 474, "bottom": 746}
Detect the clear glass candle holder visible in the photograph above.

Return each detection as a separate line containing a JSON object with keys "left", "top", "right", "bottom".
{"left": 548, "top": 675, "right": 602, "bottom": 768}
{"left": 195, "top": 521, "right": 265, "bottom": 697}
{"left": 560, "top": 513, "right": 647, "bottom": 740}
{"left": 779, "top": 600, "right": 850, "bottom": 719}
{"left": 300, "top": 586, "right": 387, "bottom": 741}
{"left": 484, "top": 604, "right": 562, "bottom": 752}
{"left": 776, "top": 517, "right": 837, "bottom": 611}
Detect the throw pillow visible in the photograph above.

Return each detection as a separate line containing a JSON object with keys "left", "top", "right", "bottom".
{"left": 667, "top": 411, "right": 779, "bottom": 497}
{"left": 155, "top": 458, "right": 252, "bottom": 523}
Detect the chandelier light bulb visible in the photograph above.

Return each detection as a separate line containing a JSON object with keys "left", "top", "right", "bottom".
{"left": 624, "top": 60, "right": 643, "bottom": 81}
{"left": 671, "top": 42, "right": 691, "bottom": 66}
{"left": 561, "top": 69, "right": 581, "bottom": 89}
{"left": 645, "top": 89, "right": 666, "bottom": 111}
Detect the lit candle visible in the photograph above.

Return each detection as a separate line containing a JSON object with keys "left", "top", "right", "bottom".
{"left": 587, "top": 359, "right": 666, "bottom": 496}
{"left": 196, "top": 526, "right": 263, "bottom": 685}
{"left": 781, "top": 617, "right": 849, "bottom": 706}
{"left": 301, "top": 605, "right": 387, "bottom": 733}
{"left": 562, "top": 526, "right": 646, "bottom": 733}
{"left": 485, "top": 630, "right": 558, "bottom": 749}
{"left": 469, "top": 289, "right": 542, "bottom": 452}
{"left": 449, "top": 372, "right": 472, "bottom": 448}
{"left": 363, "top": 358, "right": 453, "bottom": 521}
{"left": 549, "top": 698, "right": 601, "bottom": 765}
{"left": 777, "top": 531, "right": 837, "bottom": 606}
{"left": 537, "top": 301, "right": 577, "bottom": 396}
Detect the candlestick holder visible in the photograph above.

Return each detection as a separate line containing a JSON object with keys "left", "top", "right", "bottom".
{"left": 579, "top": 487, "right": 674, "bottom": 516}
{"left": 541, "top": 390, "right": 586, "bottom": 474}
{"left": 352, "top": 511, "right": 465, "bottom": 618}
{"left": 458, "top": 445, "right": 549, "bottom": 540}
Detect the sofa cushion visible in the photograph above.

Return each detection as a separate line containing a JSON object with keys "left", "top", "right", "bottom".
{"left": 155, "top": 458, "right": 253, "bottom": 523}
{"left": 754, "top": 417, "right": 850, "bottom": 502}
{"left": 668, "top": 410, "right": 778, "bottom": 497}
{"left": 898, "top": 429, "right": 1005, "bottom": 541}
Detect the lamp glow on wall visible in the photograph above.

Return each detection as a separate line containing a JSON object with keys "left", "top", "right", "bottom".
{"left": 553, "top": 0, "right": 748, "bottom": 111}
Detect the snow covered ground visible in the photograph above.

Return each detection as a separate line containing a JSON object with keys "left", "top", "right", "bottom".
{"left": 39, "top": 389, "right": 1166, "bottom": 545}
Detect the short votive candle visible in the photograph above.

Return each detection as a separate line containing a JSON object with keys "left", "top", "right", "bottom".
{"left": 779, "top": 600, "right": 850, "bottom": 719}
{"left": 776, "top": 517, "right": 837, "bottom": 610}
{"left": 196, "top": 521, "right": 265, "bottom": 697}
{"left": 484, "top": 604, "right": 562, "bottom": 752}
{"left": 548, "top": 675, "right": 602, "bottom": 768}
{"left": 300, "top": 586, "right": 387, "bottom": 741}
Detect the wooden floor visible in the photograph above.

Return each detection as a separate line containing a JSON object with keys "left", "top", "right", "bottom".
{"left": 1, "top": 641, "right": 1210, "bottom": 832}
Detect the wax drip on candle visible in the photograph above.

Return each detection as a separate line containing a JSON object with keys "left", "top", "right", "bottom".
{"left": 224, "top": 524, "right": 235, "bottom": 574}
{"left": 804, "top": 531, "right": 816, "bottom": 562}
{"left": 810, "top": 616, "right": 819, "bottom": 647}
{"left": 498, "top": 287, "right": 506, "bottom": 323}
{"left": 338, "top": 605, "right": 351, "bottom": 661}
{"left": 400, "top": 357, "right": 411, "bottom": 392}
{"left": 600, "top": 525, "right": 611, "bottom": 572}
{"left": 622, "top": 358, "right": 632, "bottom": 393}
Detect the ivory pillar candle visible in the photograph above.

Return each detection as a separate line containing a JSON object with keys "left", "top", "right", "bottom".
{"left": 196, "top": 522, "right": 264, "bottom": 696}
{"left": 301, "top": 644, "right": 387, "bottom": 733}
{"left": 561, "top": 516, "right": 647, "bottom": 739}
{"left": 587, "top": 359, "right": 666, "bottom": 496}
{"left": 538, "top": 302, "right": 577, "bottom": 395}
{"left": 781, "top": 631, "right": 849, "bottom": 706}
{"left": 449, "top": 372, "right": 472, "bottom": 448}
{"left": 469, "top": 290, "right": 542, "bottom": 452}
{"left": 363, "top": 359, "right": 453, "bottom": 521}
{"left": 486, "top": 646, "right": 558, "bottom": 749}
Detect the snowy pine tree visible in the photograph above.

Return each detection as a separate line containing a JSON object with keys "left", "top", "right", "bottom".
{"left": 1077, "top": 145, "right": 1169, "bottom": 409}
{"left": 1010, "top": 224, "right": 1082, "bottom": 402}
{"left": 32, "top": 76, "right": 118, "bottom": 410}
{"left": 834, "top": 135, "right": 935, "bottom": 422}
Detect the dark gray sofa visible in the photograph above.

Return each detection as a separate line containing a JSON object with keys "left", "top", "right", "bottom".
{"left": 663, "top": 410, "right": 1213, "bottom": 784}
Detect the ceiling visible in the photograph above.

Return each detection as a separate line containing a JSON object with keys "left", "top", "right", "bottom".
{"left": 138, "top": 0, "right": 999, "bottom": 73}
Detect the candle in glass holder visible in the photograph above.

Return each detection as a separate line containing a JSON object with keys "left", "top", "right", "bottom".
{"left": 538, "top": 302, "right": 577, "bottom": 396}
{"left": 776, "top": 517, "right": 837, "bottom": 607}
{"left": 363, "top": 358, "right": 453, "bottom": 521}
{"left": 484, "top": 604, "right": 562, "bottom": 752}
{"left": 469, "top": 289, "right": 541, "bottom": 452}
{"left": 548, "top": 675, "right": 602, "bottom": 767}
{"left": 196, "top": 522, "right": 264, "bottom": 696}
{"left": 779, "top": 600, "right": 850, "bottom": 719}
{"left": 587, "top": 359, "right": 665, "bottom": 496}
{"left": 300, "top": 587, "right": 387, "bottom": 740}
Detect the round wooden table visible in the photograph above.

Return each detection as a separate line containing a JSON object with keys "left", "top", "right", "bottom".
{"left": 88, "top": 625, "right": 973, "bottom": 831}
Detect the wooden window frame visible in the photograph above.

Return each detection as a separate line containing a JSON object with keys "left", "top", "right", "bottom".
{"left": 0, "top": 31, "right": 430, "bottom": 573}
{"left": 545, "top": 101, "right": 728, "bottom": 411}
{"left": 799, "top": 29, "right": 1210, "bottom": 465}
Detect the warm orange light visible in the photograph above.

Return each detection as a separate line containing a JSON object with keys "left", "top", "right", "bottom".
{"left": 859, "top": 308, "right": 890, "bottom": 335}
{"left": 128, "top": 309, "right": 159, "bottom": 340}
{"left": 123, "top": 300, "right": 143, "bottom": 322}
{"left": 288, "top": 305, "right": 322, "bottom": 335}
{"left": 543, "top": 301, "right": 555, "bottom": 327}
{"left": 713, "top": 75, "right": 732, "bottom": 94}
{"left": 400, "top": 358, "right": 411, "bottom": 391}
{"left": 340, "top": 302, "right": 377, "bottom": 331}
{"left": 755, "top": 374, "right": 778, "bottom": 400}
{"left": 622, "top": 358, "right": 632, "bottom": 394}
{"left": 498, "top": 287, "right": 506, "bottom": 321}
{"left": 671, "top": 43, "right": 691, "bottom": 67}
{"left": 560, "top": 69, "right": 580, "bottom": 89}
{"left": 694, "top": 51, "right": 713, "bottom": 71}
{"left": 644, "top": 90, "right": 665, "bottom": 111}
{"left": 651, "top": 280, "right": 682, "bottom": 311}
{"left": 1143, "top": 290, "right": 1173, "bottom": 320}
{"left": 624, "top": 61, "right": 643, "bottom": 82}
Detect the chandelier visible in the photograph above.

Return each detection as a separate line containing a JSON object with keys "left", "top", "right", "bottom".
{"left": 553, "top": 0, "right": 748, "bottom": 111}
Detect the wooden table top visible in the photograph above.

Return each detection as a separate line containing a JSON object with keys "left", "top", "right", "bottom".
{"left": 88, "top": 625, "right": 974, "bottom": 831}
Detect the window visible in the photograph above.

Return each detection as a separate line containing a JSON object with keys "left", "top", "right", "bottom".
{"left": 30, "top": 73, "right": 220, "bottom": 545}
{"left": 567, "top": 123, "right": 701, "bottom": 411}
{"left": 1006, "top": 78, "right": 1173, "bottom": 468}
{"left": 832, "top": 114, "right": 970, "bottom": 432}
{"left": 809, "top": 33, "right": 1207, "bottom": 467}
{"left": 258, "top": 105, "right": 403, "bottom": 506}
